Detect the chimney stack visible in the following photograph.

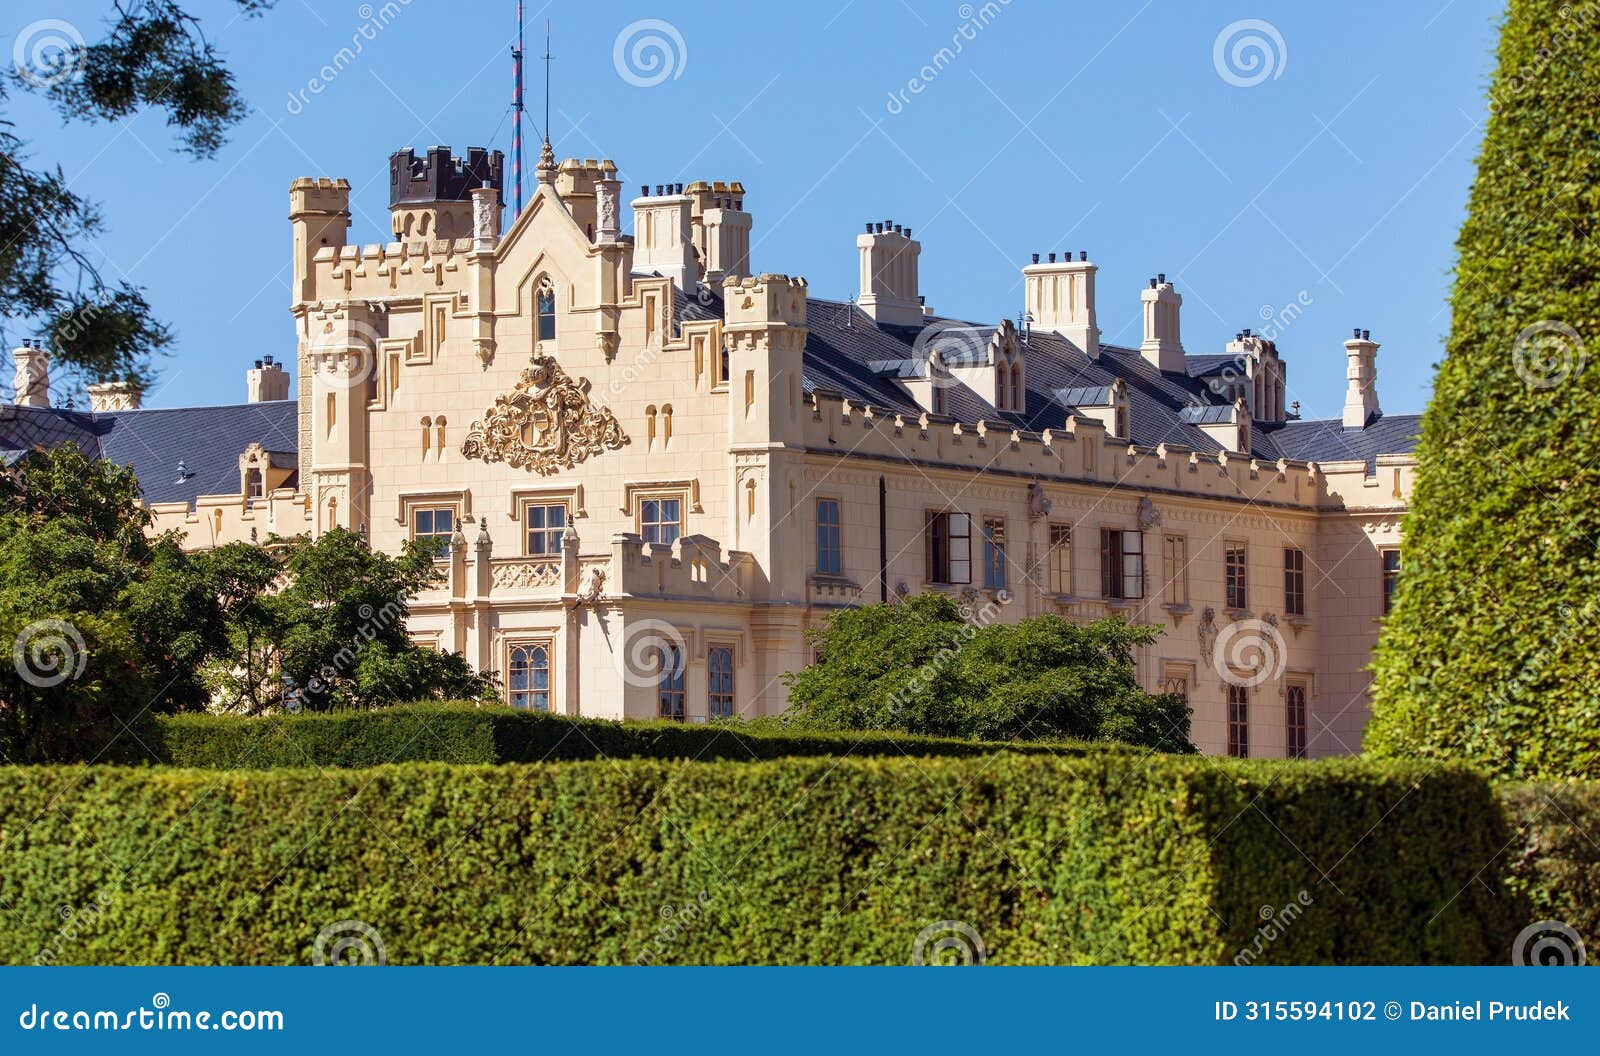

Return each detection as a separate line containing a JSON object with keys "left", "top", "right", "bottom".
{"left": 1139, "top": 275, "right": 1184, "bottom": 372}
{"left": 1342, "top": 328, "right": 1380, "bottom": 428}
{"left": 11, "top": 345, "right": 49, "bottom": 408}
{"left": 247, "top": 355, "right": 291, "bottom": 403}
{"left": 86, "top": 380, "right": 143, "bottom": 412}
{"left": 631, "top": 185, "right": 695, "bottom": 293}
{"left": 856, "top": 220, "right": 922, "bottom": 326}
{"left": 686, "top": 180, "right": 751, "bottom": 283}
{"left": 1021, "top": 250, "right": 1099, "bottom": 357}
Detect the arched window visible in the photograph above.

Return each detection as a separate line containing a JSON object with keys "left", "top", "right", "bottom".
{"left": 645, "top": 405, "right": 658, "bottom": 445}
{"left": 435, "top": 416, "right": 447, "bottom": 455}
{"left": 244, "top": 468, "right": 263, "bottom": 498}
{"left": 537, "top": 283, "right": 556, "bottom": 342}
{"left": 1010, "top": 365, "right": 1023, "bottom": 411}
{"left": 661, "top": 405, "right": 673, "bottom": 445}
{"left": 657, "top": 644, "right": 685, "bottom": 720}
{"left": 509, "top": 643, "right": 551, "bottom": 711}
{"left": 420, "top": 416, "right": 432, "bottom": 456}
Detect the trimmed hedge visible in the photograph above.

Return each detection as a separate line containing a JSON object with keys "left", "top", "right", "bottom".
{"left": 125, "top": 703, "right": 1120, "bottom": 769}
{"left": 1367, "top": 0, "right": 1600, "bottom": 778}
{"left": 0, "top": 755, "right": 1521, "bottom": 965}
{"left": 1500, "top": 782, "right": 1600, "bottom": 946}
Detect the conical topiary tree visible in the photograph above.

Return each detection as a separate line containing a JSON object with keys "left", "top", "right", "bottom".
{"left": 1366, "top": 0, "right": 1600, "bottom": 778}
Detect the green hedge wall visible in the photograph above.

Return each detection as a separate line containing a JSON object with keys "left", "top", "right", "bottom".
{"left": 127, "top": 704, "right": 1117, "bottom": 769}
{"left": 0, "top": 756, "right": 1523, "bottom": 965}
{"left": 1500, "top": 782, "right": 1600, "bottom": 946}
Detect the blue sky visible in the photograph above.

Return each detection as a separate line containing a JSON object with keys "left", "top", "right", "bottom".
{"left": 6, "top": 0, "right": 1503, "bottom": 418}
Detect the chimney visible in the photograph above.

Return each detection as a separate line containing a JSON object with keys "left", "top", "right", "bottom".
{"left": 86, "top": 379, "right": 143, "bottom": 412}
{"left": 687, "top": 180, "right": 751, "bottom": 283}
{"left": 11, "top": 345, "right": 49, "bottom": 408}
{"left": 247, "top": 355, "right": 291, "bottom": 403}
{"left": 1342, "top": 328, "right": 1380, "bottom": 428}
{"left": 630, "top": 185, "right": 695, "bottom": 293}
{"left": 855, "top": 221, "right": 921, "bottom": 326}
{"left": 1139, "top": 275, "right": 1184, "bottom": 372}
{"left": 1022, "top": 250, "right": 1099, "bottom": 357}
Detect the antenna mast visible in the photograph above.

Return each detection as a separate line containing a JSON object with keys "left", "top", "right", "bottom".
{"left": 511, "top": 0, "right": 525, "bottom": 215}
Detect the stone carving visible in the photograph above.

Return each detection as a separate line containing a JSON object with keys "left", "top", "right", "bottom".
{"left": 1027, "top": 481, "right": 1053, "bottom": 521}
{"left": 492, "top": 559, "right": 562, "bottom": 590}
{"left": 1198, "top": 606, "right": 1218, "bottom": 656}
{"left": 576, "top": 565, "right": 607, "bottom": 605}
{"left": 1137, "top": 495, "right": 1163, "bottom": 530}
{"left": 461, "top": 354, "right": 629, "bottom": 474}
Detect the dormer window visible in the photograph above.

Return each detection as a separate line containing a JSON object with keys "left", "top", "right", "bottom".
{"left": 537, "top": 282, "right": 556, "bottom": 342}
{"left": 245, "top": 468, "right": 263, "bottom": 499}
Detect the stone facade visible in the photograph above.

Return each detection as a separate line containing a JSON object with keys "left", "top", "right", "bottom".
{"left": 8, "top": 142, "right": 1416, "bottom": 758}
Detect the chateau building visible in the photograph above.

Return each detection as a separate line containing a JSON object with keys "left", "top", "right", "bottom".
{"left": 1, "top": 141, "right": 1416, "bottom": 757}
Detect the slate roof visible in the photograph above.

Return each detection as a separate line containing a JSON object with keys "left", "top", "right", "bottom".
{"left": 0, "top": 400, "right": 298, "bottom": 506}
{"left": 679, "top": 288, "right": 1419, "bottom": 468}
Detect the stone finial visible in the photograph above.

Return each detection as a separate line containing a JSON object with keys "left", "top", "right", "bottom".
{"left": 535, "top": 139, "right": 557, "bottom": 187}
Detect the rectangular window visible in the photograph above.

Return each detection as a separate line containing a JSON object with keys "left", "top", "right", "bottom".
{"left": 1382, "top": 548, "right": 1401, "bottom": 614}
{"left": 815, "top": 498, "right": 842, "bottom": 576}
{"left": 1286, "top": 681, "right": 1308, "bottom": 759}
{"left": 1047, "top": 523, "right": 1072, "bottom": 595}
{"left": 925, "top": 511, "right": 972, "bottom": 585}
{"left": 410, "top": 506, "right": 454, "bottom": 558}
{"left": 982, "top": 517, "right": 1007, "bottom": 590}
{"left": 524, "top": 502, "right": 567, "bottom": 556}
{"left": 508, "top": 640, "right": 552, "bottom": 712}
{"left": 1162, "top": 534, "right": 1188, "bottom": 606}
{"left": 1225, "top": 542, "right": 1248, "bottom": 610}
{"left": 1227, "top": 684, "right": 1249, "bottom": 758}
{"left": 1099, "top": 527, "right": 1143, "bottom": 600}
{"left": 708, "top": 645, "right": 735, "bottom": 719}
{"left": 640, "top": 496, "right": 683, "bottom": 545}
{"left": 1284, "top": 547, "right": 1306, "bottom": 616}
{"left": 657, "top": 644, "right": 686, "bottom": 721}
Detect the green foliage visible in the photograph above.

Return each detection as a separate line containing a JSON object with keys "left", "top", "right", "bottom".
{"left": 0, "top": 756, "right": 1519, "bottom": 965}
{"left": 200, "top": 529, "right": 495, "bottom": 712}
{"left": 2, "top": 2, "right": 274, "bottom": 394}
{"left": 128, "top": 702, "right": 1120, "bottom": 768}
{"left": 0, "top": 446, "right": 227, "bottom": 761}
{"left": 783, "top": 593, "right": 1192, "bottom": 752}
{"left": 1367, "top": 0, "right": 1600, "bottom": 779}
{"left": 1498, "top": 782, "right": 1600, "bottom": 947}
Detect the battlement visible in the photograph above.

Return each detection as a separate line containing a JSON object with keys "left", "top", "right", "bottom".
{"left": 686, "top": 180, "right": 746, "bottom": 213}
{"left": 388, "top": 146, "right": 504, "bottom": 208}
{"left": 722, "top": 273, "right": 808, "bottom": 328}
{"left": 555, "top": 157, "right": 619, "bottom": 198}
{"left": 289, "top": 177, "right": 351, "bottom": 216}
{"left": 797, "top": 386, "right": 1412, "bottom": 514}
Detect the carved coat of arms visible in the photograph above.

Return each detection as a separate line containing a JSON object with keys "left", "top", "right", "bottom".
{"left": 460, "top": 355, "right": 629, "bottom": 474}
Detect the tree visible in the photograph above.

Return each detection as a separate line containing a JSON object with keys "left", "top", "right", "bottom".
{"left": 0, "top": 444, "right": 226, "bottom": 760}
{"left": 1367, "top": 0, "right": 1600, "bottom": 779}
{"left": 2, "top": 2, "right": 275, "bottom": 399}
{"left": 782, "top": 593, "right": 1193, "bottom": 752}
{"left": 201, "top": 528, "right": 498, "bottom": 713}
